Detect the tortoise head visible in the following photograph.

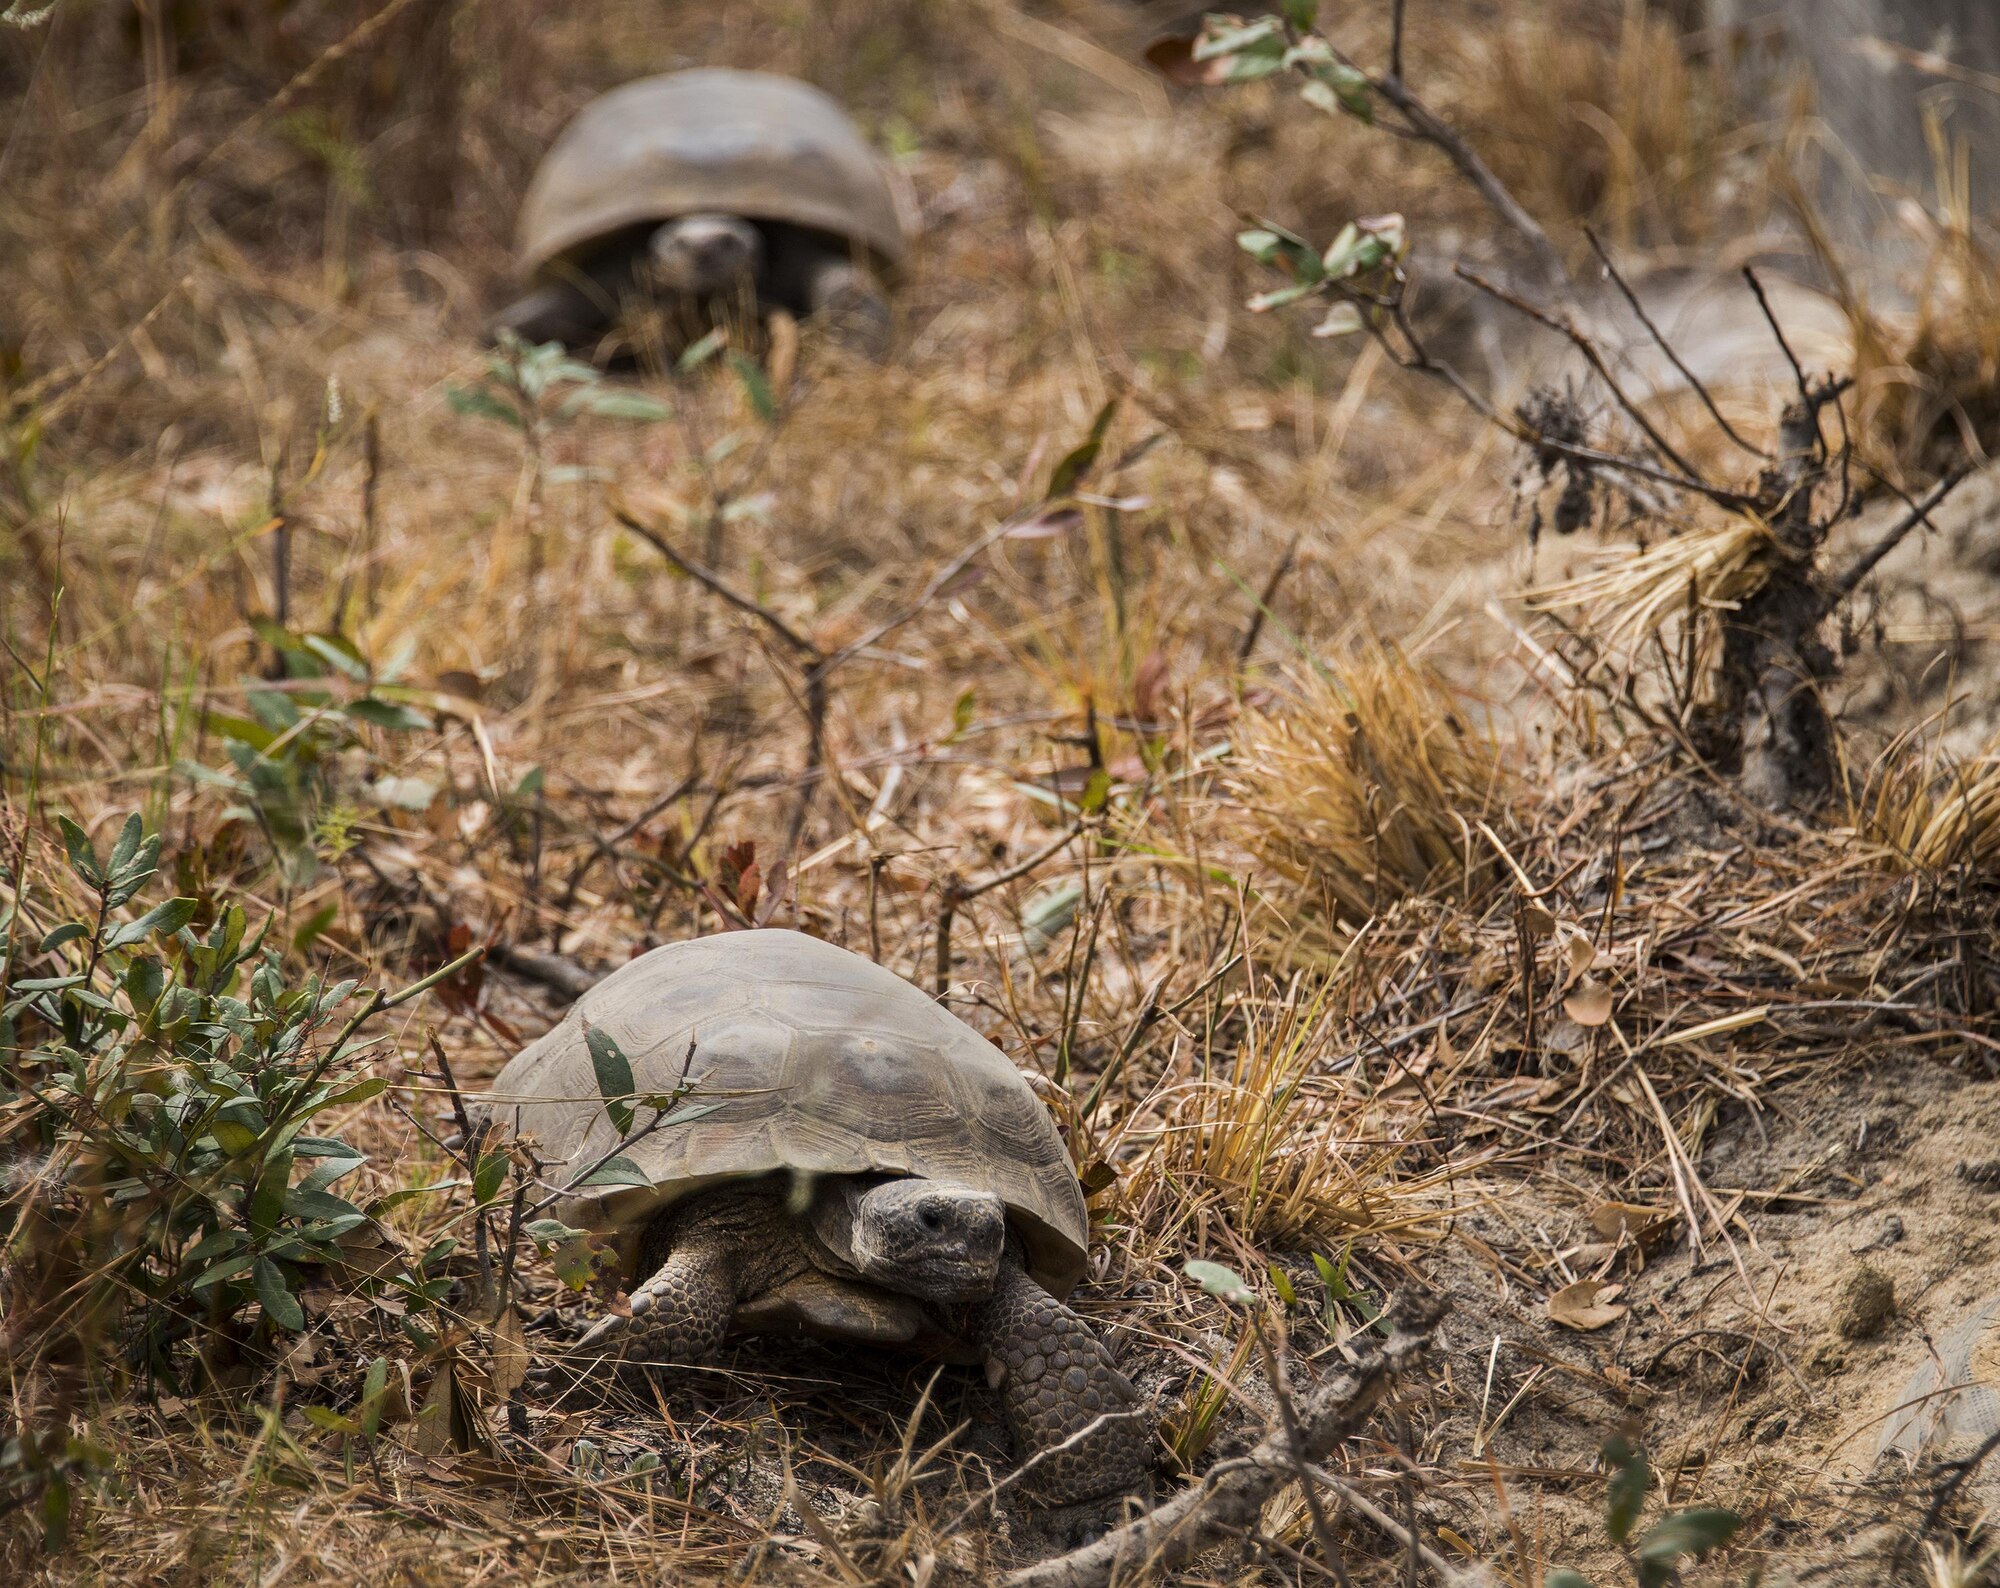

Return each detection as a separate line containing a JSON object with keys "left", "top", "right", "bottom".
{"left": 648, "top": 213, "right": 763, "bottom": 298}
{"left": 849, "top": 1179, "right": 1006, "bottom": 1304}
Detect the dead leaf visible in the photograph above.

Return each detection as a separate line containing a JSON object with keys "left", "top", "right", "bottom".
{"left": 1144, "top": 33, "right": 1229, "bottom": 86}
{"left": 490, "top": 1306, "right": 529, "bottom": 1401}
{"left": 1560, "top": 926, "right": 1598, "bottom": 980}
{"left": 1520, "top": 903, "right": 1557, "bottom": 938}
{"left": 1564, "top": 977, "right": 1614, "bottom": 1027}
{"left": 1591, "top": 1202, "right": 1672, "bottom": 1244}
{"left": 1547, "top": 1278, "right": 1627, "bottom": 1332}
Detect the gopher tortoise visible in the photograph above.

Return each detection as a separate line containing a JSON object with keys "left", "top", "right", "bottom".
{"left": 490, "top": 71, "right": 905, "bottom": 358}
{"left": 476, "top": 929, "right": 1152, "bottom": 1505}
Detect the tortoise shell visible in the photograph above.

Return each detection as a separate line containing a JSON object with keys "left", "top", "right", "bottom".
{"left": 515, "top": 70, "right": 907, "bottom": 282}
{"left": 477, "top": 930, "right": 1088, "bottom": 1297}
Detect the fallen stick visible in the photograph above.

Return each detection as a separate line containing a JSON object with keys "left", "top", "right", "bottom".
{"left": 1001, "top": 1294, "right": 1443, "bottom": 1588}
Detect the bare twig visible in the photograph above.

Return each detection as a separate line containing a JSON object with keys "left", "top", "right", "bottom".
{"left": 934, "top": 815, "right": 1092, "bottom": 993}
{"left": 1368, "top": 73, "right": 1565, "bottom": 295}
{"left": 1742, "top": 266, "right": 1813, "bottom": 420}
{"left": 1831, "top": 463, "right": 1975, "bottom": 600}
{"left": 1456, "top": 265, "right": 1707, "bottom": 485}
{"left": 1238, "top": 533, "right": 1302, "bottom": 666}
{"left": 613, "top": 507, "right": 817, "bottom": 656}
{"left": 1583, "top": 228, "right": 1770, "bottom": 460}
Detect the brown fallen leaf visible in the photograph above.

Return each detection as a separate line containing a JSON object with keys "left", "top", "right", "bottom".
{"left": 1521, "top": 903, "right": 1557, "bottom": 938}
{"left": 490, "top": 1305, "right": 529, "bottom": 1401}
{"left": 1591, "top": 1202, "right": 1672, "bottom": 1243}
{"left": 1564, "top": 977, "right": 1614, "bottom": 1027}
{"left": 1560, "top": 925, "right": 1599, "bottom": 980}
{"left": 1548, "top": 1278, "right": 1627, "bottom": 1332}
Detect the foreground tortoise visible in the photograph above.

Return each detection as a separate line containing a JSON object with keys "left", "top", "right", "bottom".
{"left": 490, "top": 71, "right": 906, "bottom": 357}
{"left": 476, "top": 929, "right": 1152, "bottom": 1504}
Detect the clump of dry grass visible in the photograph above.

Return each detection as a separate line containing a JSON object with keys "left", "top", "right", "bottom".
{"left": 1527, "top": 512, "right": 1776, "bottom": 659}
{"left": 1790, "top": 118, "right": 2000, "bottom": 486}
{"left": 1229, "top": 638, "right": 1517, "bottom": 935}
{"left": 1849, "top": 725, "right": 2000, "bottom": 874}
{"left": 1475, "top": 0, "right": 1737, "bottom": 250}
{"left": 1115, "top": 974, "right": 1441, "bottom": 1250}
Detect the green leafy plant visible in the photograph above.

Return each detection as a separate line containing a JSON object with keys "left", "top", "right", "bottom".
{"left": 185, "top": 629, "right": 432, "bottom": 882}
{"left": 0, "top": 811, "right": 477, "bottom": 1376}
{"left": 448, "top": 330, "right": 674, "bottom": 452}
{"left": 1549, "top": 1437, "right": 1743, "bottom": 1586}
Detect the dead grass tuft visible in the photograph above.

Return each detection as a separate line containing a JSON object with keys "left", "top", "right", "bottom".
{"left": 1229, "top": 639, "right": 1518, "bottom": 935}
{"left": 1115, "top": 973, "right": 1442, "bottom": 1251}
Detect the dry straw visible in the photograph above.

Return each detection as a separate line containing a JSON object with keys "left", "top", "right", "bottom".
{"left": 1850, "top": 726, "right": 2000, "bottom": 874}
{"left": 1526, "top": 512, "right": 1776, "bottom": 660}
{"left": 1229, "top": 637, "right": 1518, "bottom": 934}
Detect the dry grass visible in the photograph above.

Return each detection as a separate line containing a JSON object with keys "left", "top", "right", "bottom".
{"left": 1228, "top": 639, "right": 1518, "bottom": 937}
{"left": 1849, "top": 722, "right": 2000, "bottom": 875}
{"left": 6, "top": 2, "right": 2000, "bottom": 1584}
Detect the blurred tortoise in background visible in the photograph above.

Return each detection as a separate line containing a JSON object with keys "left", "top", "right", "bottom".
{"left": 489, "top": 70, "right": 906, "bottom": 358}
{"left": 475, "top": 929, "right": 1153, "bottom": 1505}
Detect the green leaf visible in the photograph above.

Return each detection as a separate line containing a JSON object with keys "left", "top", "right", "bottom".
{"left": 1636, "top": 1509, "right": 1741, "bottom": 1566}
{"left": 585, "top": 1024, "right": 636, "bottom": 1137}
{"left": 1602, "top": 1436, "right": 1652, "bottom": 1545}
{"left": 473, "top": 1150, "right": 508, "bottom": 1205}
{"left": 301, "top": 1404, "right": 359, "bottom": 1434}
{"left": 301, "top": 632, "right": 370, "bottom": 682}
{"left": 255, "top": 1257, "right": 305, "bottom": 1331}
{"left": 359, "top": 1356, "right": 390, "bottom": 1438}
{"left": 1046, "top": 398, "right": 1119, "bottom": 501}
{"left": 1545, "top": 1573, "right": 1594, "bottom": 1588}
{"left": 1246, "top": 281, "right": 1321, "bottom": 313}
{"left": 676, "top": 327, "right": 726, "bottom": 374}
{"left": 41, "top": 1469, "right": 70, "bottom": 1554}
{"left": 38, "top": 923, "right": 89, "bottom": 952}
{"left": 1268, "top": 1264, "right": 1298, "bottom": 1306}
{"left": 728, "top": 353, "right": 777, "bottom": 422}
{"left": 575, "top": 1153, "right": 653, "bottom": 1190}
{"left": 1299, "top": 61, "right": 1374, "bottom": 122}
{"left": 566, "top": 387, "right": 675, "bottom": 423}
{"left": 124, "top": 955, "right": 166, "bottom": 1013}
{"left": 1184, "top": 1259, "right": 1254, "bottom": 1304}
{"left": 1193, "top": 15, "right": 1284, "bottom": 61}
{"left": 654, "top": 1100, "right": 724, "bottom": 1129}
{"left": 949, "top": 687, "right": 976, "bottom": 741}
{"left": 446, "top": 386, "right": 525, "bottom": 428}
{"left": 57, "top": 816, "right": 101, "bottom": 885}
{"left": 104, "top": 896, "right": 198, "bottom": 950}
{"left": 346, "top": 697, "right": 432, "bottom": 733}
{"left": 291, "top": 900, "right": 340, "bottom": 955}
{"left": 1282, "top": 0, "right": 1318, "bottom": 27}
{"left": 108, "top": 813, "right": 145, "bottom": 875}
{"left": 1078, "top": 766, "right": 1113, "bottom": 813}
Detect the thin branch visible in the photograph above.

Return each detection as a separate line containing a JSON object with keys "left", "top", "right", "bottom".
{"left": 1238, "top": 533, "right": 1302, "bottom": 665}
{"left": 1831, "top": 463, "right": 1975, "bottom": 600}
{"left": 1367, "top": 70, "right": 1566, "bottom": 295}
{"left": 1455, "top": 265, "right": 1708, "bottom": 485}
{"left": 817, "top": 515, "right": 1022, "bottom": 676}
{"left": 1389, "top": 0, "right": 1406, "bottom": 82}
{"left": 613, "top": 506, "right": 820, "bottom": 657}
{"left": 1741, "top": 266, "right": 1813, "bottom": 422}
{"left": 1583, "top": 227, "right": 1770, "bottom": 460}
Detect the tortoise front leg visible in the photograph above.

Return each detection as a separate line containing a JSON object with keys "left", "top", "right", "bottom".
{"left": 968, "top": 1255, "right": 1155, "bottom": 1504}
{"left": 485, "top": 280, "right": 606, "bottom": 350}
{"left": 799, "top": 253, "right": 891, "bottom": 358}
{"left": 565, "top": 1226, "right": 736, "bottom": 1370}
